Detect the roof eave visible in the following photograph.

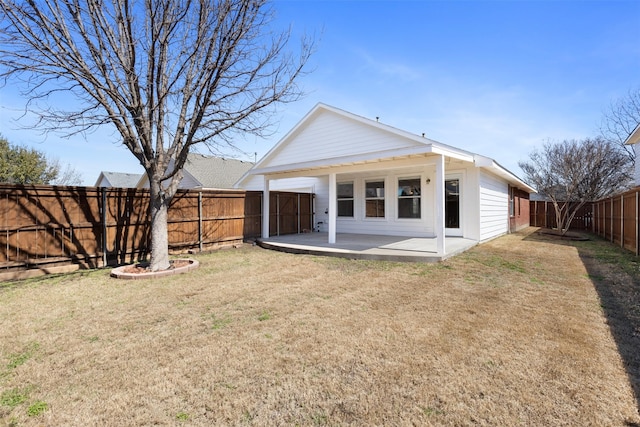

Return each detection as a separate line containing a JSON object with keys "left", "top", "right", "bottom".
{"left": 624, "top": 123, "right": 640, "bottom": 145}
{"left": 474, "top": 155, "right": 537, "bottom": 193}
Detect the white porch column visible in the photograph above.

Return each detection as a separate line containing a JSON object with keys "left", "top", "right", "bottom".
{"left": 435, "top": 155, "right": 446, "bottom": 254}
{"left": 262, "top": 176, "right": 270, "bottom": 239}
{"left": 328, "top": 172, "right": 337, "bottom": 244}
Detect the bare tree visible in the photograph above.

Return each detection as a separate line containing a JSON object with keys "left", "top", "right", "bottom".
{"left": 519, "top": 137, "right": 632, "bottom": 235}
{"left": 600, "top": 87, "right": 640, "bottom": 164}
{"left": 51, "top": 161, "right": 83, "bottom": 186}
{"left": 0, "top": 0, "right": 312, "bottom": 270}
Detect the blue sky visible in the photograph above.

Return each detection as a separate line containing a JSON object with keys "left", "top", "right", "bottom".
{"left": 0, "top": 0, "right": 638, "bottom": 185}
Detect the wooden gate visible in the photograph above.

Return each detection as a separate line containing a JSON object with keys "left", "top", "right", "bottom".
{"left": 269, "top": 192, "right": 314, "bottom": 236}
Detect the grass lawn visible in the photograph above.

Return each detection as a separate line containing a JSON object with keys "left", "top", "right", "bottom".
{"left": 0, "top": 227, "right": 639, "bottom": 426}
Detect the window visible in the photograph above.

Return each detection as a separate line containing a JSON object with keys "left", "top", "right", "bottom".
{"left": 365, "top": 180, "right": 385, "bottom": 218}
{"left": 398, "top": 178, "right": 421, "bottom": 219}
{"left": 509, "top": 186, "right": 515, "bottom": 217}
{"left": 337, "top": 182, "right": 354, "bottom": 217}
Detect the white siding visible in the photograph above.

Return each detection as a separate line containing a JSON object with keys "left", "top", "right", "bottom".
{"left": 462, "top": 168, "right": 481, "bottom": 241}
{"left": 321, "top": 167, "right": 435, "bottom": 237}
{"left": 635, "top": 144, "right": 640, "bottom": 187}
{"left": 266, "top": 110, "right": 425, "bottom": 167}
{"left": 178, "top": 170, "right": 201, "bottom": 189}
{"left": 96, "top": 176, "right": 110, "bottom": 187}
{"left": 478, "top": 170, "right": 509, "bottom": 242}
{"left": 240, "top": 175, "right": 320, "bottom": 193}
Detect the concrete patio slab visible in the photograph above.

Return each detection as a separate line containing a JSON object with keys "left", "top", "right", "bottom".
{"left": 257, "top": 233, "right": 477, "bottom": 262}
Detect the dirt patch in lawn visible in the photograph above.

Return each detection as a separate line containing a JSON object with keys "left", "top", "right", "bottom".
{"left": 0, "top": 227, "right": 639, "bottom": 426}
{"left": 536, "top": 227, "right": 591, "bottom": 240}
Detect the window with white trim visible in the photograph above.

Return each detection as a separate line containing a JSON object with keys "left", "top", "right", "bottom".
{"left": 337, "top": 182, "right": 354, "bottom": 217}
{"left": 365, "top": 180, "right": 385, "bottom": 218}
{"left": 398, "top": 177, "right": 421, "bottom": 219}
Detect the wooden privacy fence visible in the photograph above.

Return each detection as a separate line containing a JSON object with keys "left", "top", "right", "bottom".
{"left": 0, "top": 184, "right": 314, "bottom": 273}
{"left": 530, "top": 188, "right": 640, "bottom": 256}
{"left": 529, "top": 200, "right": 593, "bottom": 231}
{"left": 592, "top": 188, "right": 640, "bottom": 255}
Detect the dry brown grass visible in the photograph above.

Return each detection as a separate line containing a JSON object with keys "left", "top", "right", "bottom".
{"left": 1, "top": 227, "right": 639, "bottom": 426}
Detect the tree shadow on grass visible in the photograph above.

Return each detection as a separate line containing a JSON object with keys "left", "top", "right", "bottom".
{"left": 525, "top": 229, "right": 640, "bottom": 420}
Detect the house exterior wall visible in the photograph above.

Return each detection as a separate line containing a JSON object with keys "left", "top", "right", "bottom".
{"left": 461, "top": 167, "right": 481, "bottom": 241}
{"left": 265, "top": 110, "right": 424, "bottom": 167}
{"left": 635, "top": 144, "right": 640, "bottom": 186}
{"left": 238, "top": 104, "right": 536, "bottom": 243}
{"left": 332, "top": 166, "right": 434, "bottom": 237}
{"left": 96, "top": 176, "right": 110, "bottom": 187}
{"left": 509, "top": 187, "right": 531, "bottom": 232}
{"left": 244, "top": 162, "right": 521, "bottom": 241}
{"left": 177, "top": 170, "right": 201, "bottom": 189}
{"left": 240, "top": 175, "right": 319, "bottom": 193}
{"left": 478, "top": 170, "right": 509, "bottom": 242}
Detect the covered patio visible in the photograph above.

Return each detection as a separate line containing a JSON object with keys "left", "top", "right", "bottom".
{"left": 257, "top": 233, "right": 477, "bottom": 262}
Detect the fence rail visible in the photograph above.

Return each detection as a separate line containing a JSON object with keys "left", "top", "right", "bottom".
{"left": 530, "top": 188, "right": 640, "bottom": 256}
{"left": 1, "top": 184, "right": 314, "bottom": 274}
{"left": 529, "top": 200, "right": 593, "bottom": 231}
{"left": 592, "top": 189, "right": 640, "bottom": 255}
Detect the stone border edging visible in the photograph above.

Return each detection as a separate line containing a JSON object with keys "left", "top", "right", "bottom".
{"left": 110, "top": 259, "right": 199, "bottom": 280}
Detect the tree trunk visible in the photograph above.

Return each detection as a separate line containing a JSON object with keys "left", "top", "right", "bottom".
{"left": 149, "top": 182, "right": 171, "bottom": 272}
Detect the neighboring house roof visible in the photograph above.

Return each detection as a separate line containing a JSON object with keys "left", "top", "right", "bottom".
{"left": 95, "top": 171, "right": 143, "bottom": 188}
{"left": 182, "top": 153, "right": 254, "bottom": 188}
{"left": 530, "top": 193, "right": 550, "bottom": 202}
{"left": 238, "top": 102, "right": 536, "bottom": 193}
{"left": 624, "top": 123, "right": 640, "bottom": 145}
{"left": 137, "top": 153, "right": 254, "bottom": 189}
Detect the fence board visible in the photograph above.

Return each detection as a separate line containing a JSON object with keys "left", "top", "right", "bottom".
{"left": 591, "top": 188, "right": 640, "bottom": 256}
{"left": 1, "top": 184, "right": 314, "bottom": 273}
{"left": 529, "top": 201, "right": 592, "bottom": 231}
{"left": 622, "top": 193, "right": 635, "bottom": 252}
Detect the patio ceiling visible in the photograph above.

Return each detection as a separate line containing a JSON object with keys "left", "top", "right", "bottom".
{"left": 249, "top": 145, "right": 473, "bottom": 179}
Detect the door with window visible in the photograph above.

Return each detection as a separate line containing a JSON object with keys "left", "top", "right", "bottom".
{"left": 445, "top": 178, "right": 462, "bottom": 236}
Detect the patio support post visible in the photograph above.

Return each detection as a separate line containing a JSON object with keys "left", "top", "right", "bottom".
{"left": 435, "top": 154, "right": 445, "bottom": 254}
{"left": 262, "top": 176, "right": 270, "bottom": 239}
{"left": 328, "top": 172, "right": 337, "bottom": 244}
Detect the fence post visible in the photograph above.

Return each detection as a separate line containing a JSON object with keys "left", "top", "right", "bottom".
{"left": 297, "top": 193, "right": 301, "bottom": 234}
{"left": 276, "top": 192, "right": 280, "bottom": 236}
{"left": 101, "top": 189, "right": 107, "bottom": 267}
{"left": 610, "top": 196, "right": 614, "bottom": 243}
{"left": 635, "top": 191, "right": 640, "bottom": 256}
{"left": 621, "top": 194, "right": 624, "bottom": 248}
{"left": 198, "top": 191, "right": 203, "bottom": 253}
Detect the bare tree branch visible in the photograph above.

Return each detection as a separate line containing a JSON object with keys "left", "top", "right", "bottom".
{"left": 600, "top": 87, "right": 640, "bottom": 164}
{"left": 519, "top": 137, "right": 633, "bottom": 235}
{"left": 0, "top": 0, "right": 314, "bottom": 270}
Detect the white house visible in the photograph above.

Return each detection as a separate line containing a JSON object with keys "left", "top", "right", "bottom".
{"left": 236, "top": 103, "right": 535, "bottom": 254}
{"left": 624, "top": 123, "right": 640, "bottom": 186}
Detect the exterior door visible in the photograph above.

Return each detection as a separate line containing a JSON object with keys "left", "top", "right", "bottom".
{"left": 445, "top": 178, "right": 462, "bottom": 236}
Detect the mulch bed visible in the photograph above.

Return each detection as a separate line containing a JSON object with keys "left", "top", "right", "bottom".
{"left": 120, "top": 259, "right": 193, "bottom": 274}
{"left": 537, "top": 228, "right": 590, "bottom": 241}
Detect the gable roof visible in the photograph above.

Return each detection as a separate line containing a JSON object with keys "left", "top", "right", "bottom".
{"left": 252, "top": 103, "right": 475, "bottom": 172}
{"left": 182, "top": 153, "right": 254, "bottom": 188}
{"left": 95, "top": 171, "right": 143, "bottom": 188}
{"left": 624, "top": 123, "right": 640, "bottom": 145}
{"left": 240, "top": 103, "right": 535, "bottom": 193}
{"left": 136, "top": 153, "right": 254, "bottom": 189}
